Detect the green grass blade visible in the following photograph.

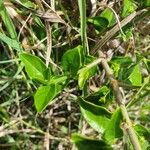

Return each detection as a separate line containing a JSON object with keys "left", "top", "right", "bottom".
{"left": 0, "top": 0, "right": 17, "bottom": 39}
{"left": 78, "top": 0, "right": 88, "bottom": 55}
{"left": 0, "top": 32, "right": 21, "bottom": 51}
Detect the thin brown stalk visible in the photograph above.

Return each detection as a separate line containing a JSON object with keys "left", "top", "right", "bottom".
{"left": 98, "top": 51, "right": 141, "bottom": 150}
{"left": 35, "top": 0, "right": 52, "bottom": 67}
{"left": 45, "top": 22, "right": 52, "bottom": 67}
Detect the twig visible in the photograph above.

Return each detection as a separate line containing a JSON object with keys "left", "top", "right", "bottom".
{"left": 106, "top": 6, "right": 125, "bottom": 36}
{"left": 45, "top": 22, "right": 52, "bottom": 67}
{"left": 79, "top": 57, "right": 102, "bottom": 70}
{"left": 17, "top": 13, "right": 32, "bottom": 40}
{"left": 36, "top": 0, "right": 52, "bottom": 67}
{"left": 90, "top": 0, "right": 97, "bottom": 17}
{"left": 50, "top": 0, "right": 55, "bottom": 11}
{"left": 98, "top": 51, "right": 141, "bottom": 150}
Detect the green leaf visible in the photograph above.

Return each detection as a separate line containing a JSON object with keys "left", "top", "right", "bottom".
{"left": 72, "top": 133, "right": 112, "bottom": 150}
{"left": 78, "top": 56, "right": 98, "bottom": 89}
{"left": 127, "top": 76, "right": 150, "bottom": 107}
{"left": 78, "top": 97, "right": 111, "bottom": 133}
{"left": 0, "top": 0, "right": 17, "bottom": 39}
{"left": 32, "top": 16, "right": 46, "bottom": 40}
{"left": 111, "top": 56, "right": 132, "bottom": 65}
{"left": 34, "top": 16, "right": 45, "bottom": 28}
{"left": 111, "top": 57, "right": 142, "bottom": 86}
{"left": 85, "top": 86, "right": 112, "bottom": 105}
{"left": 121, "top": 0, "right": 137, "bottom": 18}
{"left": 134, "top": 124, "right": 150, "bottom": 143}
{"left": 100, "top": 8, "right": 116, "bottom": 27}
{"left": 104, "top": 108, "right": 123, "bottom": 143}
{"left": 88, "top": 17, "right": 109, "bottom": 32}
{"left": 49, "top": 75, "right": 67, "bottom": 85}
{"left": 138, "top": 0, "right": 150, "bottom": 7}
{"left": 143, "top": 58, "right": 150, "bottom": 73}
{"left": 0, "top": 32, "right": 21, "bottom": 51}
{"left": 0, "top": 1, "right": 22, "bottom": 51}
{"left": 111, "top": 56, "right": 132, "bottom": 77}
{"left": 34, "top": 84, "right": 63, "bottom": 112}
{"left": 20, "top": 53, "right": 48, "bottom": 83}
{"left": 134, "top": 124, "right": 150, "bottom": 149}
{"left": 78, "top": 67, "right": 96, "bottom": 89}
{"left": 96, "top": 86, "right": 111, "bottom": 104}
{"left": 128, "top": 64, "right": 142, "bottom": 86}
{"left": 143, "top": 0, "right": 150, "bottom": 6}
{"left": 88, "top": 8, "right": 116, "bottom": 33}
{"left": 0, "top": 106, "right": 10, "bottom": 122}
{"left": 61, "top": 45, "right": 84, "bottom": 77}
{"left": 122, "top": 26, "right": 134, "bottom": 40}
{"left": 19, "top": 0, "right": 36, "bottom": 8}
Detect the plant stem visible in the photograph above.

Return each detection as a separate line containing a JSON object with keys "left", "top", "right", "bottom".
{"left": 35, "top": 0, "right": 52, "bottom": 67}
{"left": 45, "top": 23, "right": 52, "bottom": 67}
{"left": 120, "top": 105, "right": 141, "bottom": 150}
{"left": 78, "top": 0, "right": 88, "bottom": 55}
{"left": 98, "top": 51, "right": 141, "bottom": 150}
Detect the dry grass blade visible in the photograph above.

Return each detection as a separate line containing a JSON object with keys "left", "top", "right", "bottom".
{"left": 36, "top": 10, "right": 66, "bottom": 24}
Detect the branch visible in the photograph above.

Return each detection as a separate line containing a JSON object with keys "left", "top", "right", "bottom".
{"left": 98, "top": 51, "right": 141, "bottom": 150}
